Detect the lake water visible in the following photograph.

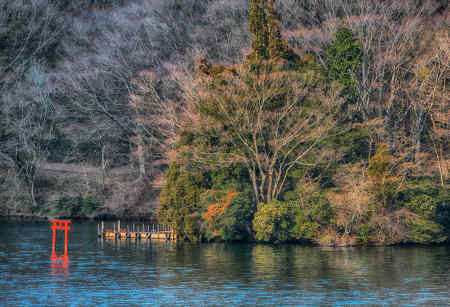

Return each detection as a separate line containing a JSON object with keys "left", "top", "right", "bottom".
{"left": 0, "top": 221, "right": 449, "bottom": 306}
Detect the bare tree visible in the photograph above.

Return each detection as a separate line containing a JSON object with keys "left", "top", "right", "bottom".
{"left": 408, "top": 28, "right": 449, "bottom": 184}
{"left": 129, "top": 70, "right": 179, "bottom": 180}
{"left": 1, "top": 63, "right": 55, "bottom": 210}
{"left": 181, "top": 63, "right": 343, "bottom": 203}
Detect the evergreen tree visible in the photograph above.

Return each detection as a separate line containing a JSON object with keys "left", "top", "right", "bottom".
{"left": 267, "top": 0, "right": 298, "bottom": 62}
{"left": 249, "top": 0, "right": 269, "bottom": 60}
{"left": 248, "top": 0, "right": 300, "bottom": 64}
{"left": 326, "top": 27, "right": 362, "bottom": 100}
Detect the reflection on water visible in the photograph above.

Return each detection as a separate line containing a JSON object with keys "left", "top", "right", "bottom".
{"left": 0, "top": 221, "right": 449, "bottom": 306}
{"left": 50, "top": 254, "right": 69, "bottom": 277}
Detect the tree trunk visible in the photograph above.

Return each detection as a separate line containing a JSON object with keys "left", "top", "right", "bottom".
{"left": 137, "top": 137, "right": 146, "bottom": 178}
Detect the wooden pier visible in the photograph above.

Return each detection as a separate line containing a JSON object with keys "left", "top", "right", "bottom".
{"left": 98, "top": 221, "right": 176, "bottom": 241}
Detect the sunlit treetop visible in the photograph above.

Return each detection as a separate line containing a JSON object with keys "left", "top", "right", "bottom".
{"left": 247, "top": 0, "right": 301, "bottom": 65}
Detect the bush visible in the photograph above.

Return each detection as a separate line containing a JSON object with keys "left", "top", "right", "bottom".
{"left": 291, "top": 185, "right": 333, "bottom": 242}
{"left": 367, "top": 145, "right": 400, "bottom": 211}
{"left": 220, "top": 191, "right": 254, "bottom": 241}
{"left": 406, "top": 217, "right": 446, "bottom": 244}
{"left": 253, "top": 200, "right": 297, "bottom": 243}
{"left": 293, "top": 211, "right": 320, "bottom": 241}
{"left": 200, "top": 188, "right": 254, "bottom": 242}
{"left": 404, "top": 194, "right": 437, "bottom": 219}
{"left": 325, "top": 127, "right": 370, "bottom": 163}
{"left": 157, "top": 162, "right": 206, "bottom": 241}
{"left": 54, "top": 195, "right": 100, "bottom": 217}
{"left": 356, "top": 223, "right": 374, "bottom": 245}
{"left": 399, "top": 181, "right": 450, "bottom": 238}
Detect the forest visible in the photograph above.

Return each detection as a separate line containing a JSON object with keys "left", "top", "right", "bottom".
{"left": 0, "top": 0, "right": 448, "bottom": 245}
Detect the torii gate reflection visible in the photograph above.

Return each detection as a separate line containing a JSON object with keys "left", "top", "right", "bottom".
{"left": 50, "top": 219, "right": 71, "bottom": 271}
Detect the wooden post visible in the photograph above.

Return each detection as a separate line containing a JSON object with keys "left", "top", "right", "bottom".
{"left": 64, "top": 223, "right": 68, "bottom": 256}
{"left": 52, "top": 226, "right": 56, "bottom": 256}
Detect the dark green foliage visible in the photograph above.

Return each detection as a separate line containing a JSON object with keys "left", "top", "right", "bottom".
{"left": 157, "top": 162, "right": 206, "bottom": 242}
{"left": 52, "top": 195, "right": 99, "bottom": 217}
{"left": 405, "top": 194, "right": 437, "bottom": 219}
{"left": 367, "top": 145, "right": 399, "bottom": 211}
{"left": 159, "top": 160, "right": 256, "bottom": 242}
{"left": 76, "top": 137, "right": 130, "bottom": 167}
{"left": 436, "top": 192, "right": 450, "bottom": 236}
{"left": 77, "top": 140, "right": 102, "bottom": 165}
{"left": 201, "top": 167, "right": 255, "bottom": 241}
{"left": 266, "top": 0, "right": 300, "bottom": 63}
{"left": 249, "top": 0, "right": 269, "bottom": 60}
{"left": 178, "top": 130, "right": 196, "bottom": 146}
{"left": 306, "top": 163, "right": 337, "bottom": 188}
{"left": 47, "top": 129, "right": 72, "bottom": 162}
{"left": 326, "top": 27, "right": 362, "bottom": 101}
{"left": 326, "top": 127, "right": 371, "bottom": 163}
{"left": 406, "top": 217, "right": 446, "bottom": 244}
{"left": 357, "top": 224, "right": 374, "bottom": 245}
{"left": 54, "top": 0, "right": 125, "bottom": 12}
{"left": 292, "top": 186, "right": 333, "bottom": 241}
{"left": 209, "top": 165, "right": 251, "bottom": 192}
{"left": 399, "top": 181, "right": 450, "bottom": 238}
{"left": 0, "top": 1, "right": 66, "bottom": 67}
{"left": 183, "top": 213, "right": 204, "bottom": 243}
{"left": 220, "top": 192, "right": 255, "bottom": 241}
{"left": 367, "top": 145, "right": 392, "bottom": 177}
{"left": 247, "top": 0, "right": 300, "bottom": 64}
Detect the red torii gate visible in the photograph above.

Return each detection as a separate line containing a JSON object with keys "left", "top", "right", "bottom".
{"left": 50, "top": 219, "right": 71, "bottom": 257}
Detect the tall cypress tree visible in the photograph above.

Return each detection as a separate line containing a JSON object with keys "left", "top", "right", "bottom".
{"left": 326, "top": 27, "right": 362, "bottom": 100}
{"left": 248, "top": 0, "right": 299, "bottom": 64}
{"left": 249, "top": 0, "right": 269, "bottom": 60}
{"left": 267, "top": 0, "right": 282, "bottom": 58}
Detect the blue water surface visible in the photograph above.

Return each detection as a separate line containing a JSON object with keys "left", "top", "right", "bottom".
{"left": 0, "top": 221, "right": 449, "bottom": 306}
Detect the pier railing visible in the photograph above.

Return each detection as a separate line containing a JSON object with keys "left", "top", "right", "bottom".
{"left": 98, "top": 221, "right": 176, "bottom": 241}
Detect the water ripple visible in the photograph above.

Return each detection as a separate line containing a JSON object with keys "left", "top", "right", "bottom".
{"left": 0, "top": 223, "right": 449, "bottom": 306}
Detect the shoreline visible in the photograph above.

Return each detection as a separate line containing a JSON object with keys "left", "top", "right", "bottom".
{"left": 1, "top": 214, "right": 448, "bottom": 247}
